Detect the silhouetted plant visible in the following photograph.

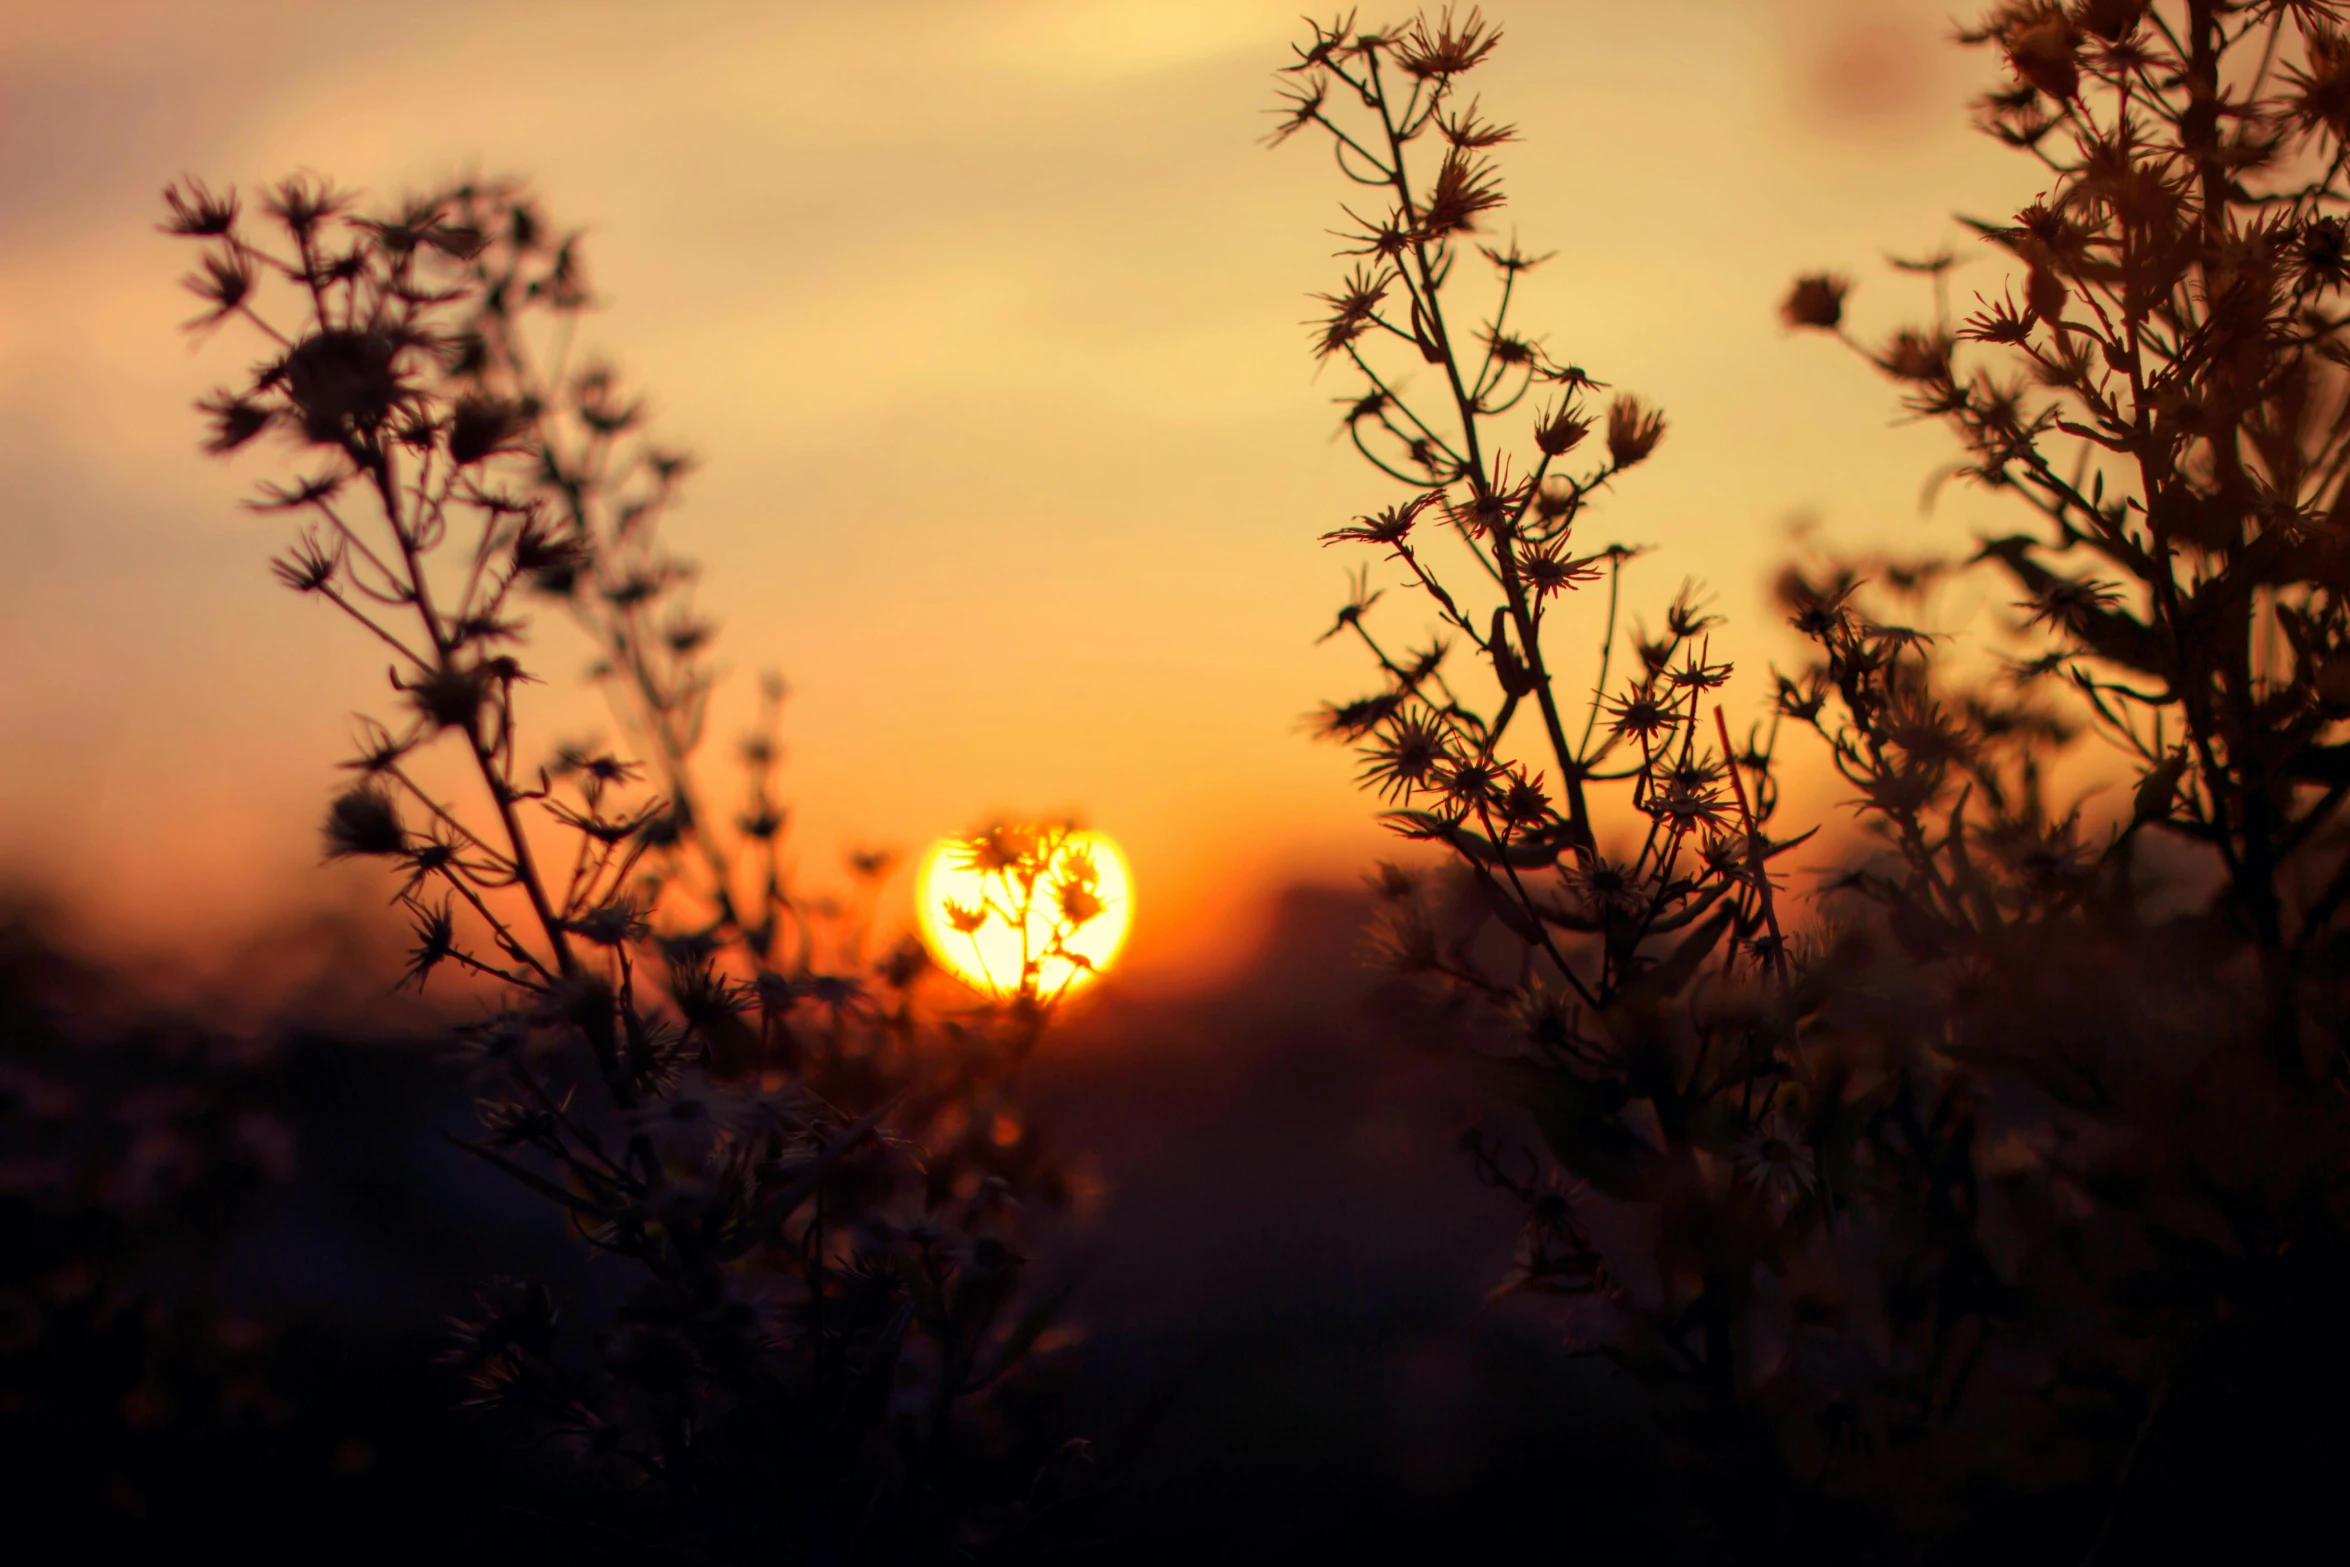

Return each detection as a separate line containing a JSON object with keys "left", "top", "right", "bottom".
{"left": 167, "top": 176, "right": 1091, "bottom": 1562}
{"left": 1272, "top": 0, "right": 1817, "bottom": 1438}
{"left": 1281, "top": 5, "right": 2350, "bottom": 1559}
{"left": 1766, "top": 0, "right": 2350, "bottom": 1552}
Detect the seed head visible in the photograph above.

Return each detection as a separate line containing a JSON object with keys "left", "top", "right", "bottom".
{"left": 1781, "top": 273, "right": 1849, "bottom": 330}
{"left": 1605, "top": 396, "right": 1666, "bottom": 469}
{"left": 159, "top": 178, "right": 240, "bottom": 237}
{"left": 323, "top": 785, "right": 407, "bottom": 858}
{"left": 2001, "top": 7, "right": 2081, "bottom": 102}
{"left": 1535, "top": 400, "right": 1590, "bottom": 456}
{"left": 448, "top": 396, "right": 527, "bottom": 466}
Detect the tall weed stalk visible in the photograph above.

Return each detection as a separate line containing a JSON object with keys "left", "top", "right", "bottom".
{"left": 166, "top": 176, "right": 1093, "bottom": 1562}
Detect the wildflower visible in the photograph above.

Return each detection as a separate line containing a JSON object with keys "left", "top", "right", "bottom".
{"left": 447, "top": 396, "right": 527, "bottom": 466}
{"left": 1438, "top": 98, "right": 1516, "bottom": 148}
{"left": 566, "top": 902, "right": 647, "bottom": 947}
{"left": 2072, "top": 0, "right": 2146, "bottom": 44}
{"left": 401, "top": 899, "right": 459, "bottom": 990}
{"left": 1605, "top": 688, "right": 1678, "bottom": 742}
{"left": 1521, "top": 537, "right": 1602, "bottom": 600}
{"left": 323, "top": 785, "right": 406, "bottom": 858}
{"left": 2000, "top": 5, "right": 2080, "bottom": 102}
{"left": 1479, "top": 239, "right": 1552, "bottom": 273}
{"left": 1665, "top": 654, "right": 1733, "bottom": 692}
{"left": 179, "top": 247, "right": 256, "bottom": 329}
{"left": 1419, "top": 148, "right": 1506, "bottom": 237}
{"left": 1961, "top": 289, "right": 2038, "bottom": 344}
{"left": 1665, "top": 584, "right": 1719, "bottom": 639}
{"left": 943, "top": 899, "right": 988, "bottom": 935}
{"left": 1446, "top": 479, "right": 1526, "bottom": 539}
{"left": 1878, "top": 327, "right": 1953, "bottom": 382}
{"left": 1781, "top": 273, "right": 1849, "bottom": 330}
{"left": 1734, "top": 1116, "right": 1818, "bottom": 1214}
{"left": 270, "top": 532, "right": 339, "bottom": 593}
{"left": 406, "top": 663, "right": 488, "bottom": 732}
{"left": 252, "top": 471, "right": 345, "bottom": 510}
{"left": 159, "top": 178, "right": 240, "bottom": 236}
{"left": 1605, "top": 396, "right": 1665, "bottom": 468}
{"left": 265, "top": 175, "right": 348, "bottom": 240}
{"left": 1360, "top": 709, "right": 1451, "bottom": 801}
{"left": 965, "top": 825, "right": 1040, "bottom": 874}
{"left": 1443, "top": 755, "right": 1504, "bottom": 808}
{"left": 197, "top": 390, "right": 271, "bottom": 454}
{"left": 1499, "top": 772, "right": 1552, "bottom": 826}
{"left": 1561, "top": 856, "right": 1641, "bottom": 922}
{"left": 1323, "top": 492, "right": 1437, "bottom": 547}
{"left": 2022, "top": 576, "right": 2124, "bottom": 635}
{"left": 2288, "top": 21, "right": 2350, "bottom": 141}
{"left": 1650, "top": 779, "right": 1727, "bottom": 833}
{"left": 1057, "top": 879, "right": 1105, "bottom": 927}
{"left": 1267, "top": 73, "right": 1330, "bottom": 146}
{"left": 1311, "top": 263, "right": 1394, "bottom": 359}
{"left": 1309, "top": 693, "right": 1401, "bottom": 741}
{"left": 1534, "top": 400, "right": 1589, "bottom": 457}
{"left": 279, "top": 329, "right": 409, "bottom": 445}
{"left": 1394, "top": 6, "right": 1500, "bottom": 80}
{"left": 2303, "top": 216, "right": 2350, "bottom": 290}
{"left": 340, "top": 720, "right": 411, "bottom": 774}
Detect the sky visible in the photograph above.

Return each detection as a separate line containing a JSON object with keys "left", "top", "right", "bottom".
{"left": 0, "top": 0, "right": 2052, "bottom": 990}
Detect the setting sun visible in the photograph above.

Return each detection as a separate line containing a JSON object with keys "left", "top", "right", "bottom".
{"left": 914, "top": 824, "right": 1134, "bottom": 1000}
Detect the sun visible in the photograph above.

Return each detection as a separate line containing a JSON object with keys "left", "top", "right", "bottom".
{"left": 914, "top": 824, "right": 1134, "bottom": 1001}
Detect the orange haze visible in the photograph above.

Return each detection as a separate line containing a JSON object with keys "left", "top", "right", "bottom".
{"left": 0, "top": 0, "right": 2045, "bottom": 992}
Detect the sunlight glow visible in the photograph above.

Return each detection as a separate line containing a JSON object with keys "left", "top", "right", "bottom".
{"left": 914, "top": 824, "right": 1133, "bottom": 1001}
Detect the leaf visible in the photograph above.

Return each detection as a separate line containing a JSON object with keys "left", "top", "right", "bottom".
{"left": 1383, "top": 810, "right": 1561, "bottom": 868}
{"left": 1474, "top": 868, "right": 1546, "bottom": 943}
{"left": 1620, "top": 908, "right": 1735, "bottom": 1005}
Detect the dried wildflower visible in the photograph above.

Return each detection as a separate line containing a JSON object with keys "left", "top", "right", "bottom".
{"left": 1360, "top": 709, "right": 1451, "bottom": 801}
{"left": 406, "top": 663, "right": 487, "bottom": 732}
{"left": 159, "top": 178, "right": 240, "bottom": 237}
{"left": 2289, "top": 21, "right": 2350, "bottom": 140}
{"left": 322, "top": 785, "right": 405, "bottom": 858}
{"left": 1394, "top": 6, "right": 1500, "bottom": 80}
{"left": 1311, "top": 263, "right": 1396, "bottom": 359}
{"left": 1419, "top": 148, "right": 1506, "bottom": 237}
{"left": 1781, "top": 273, "right": 1850, "bottom": 330}
{"left": 2000, "top": 5, "right": 2081, "bottom": 101}
{"left": 447, "top": 395, "right": 526, "bottom": 466}
{"left": 179, "top": 247, "right": 255, "bottom": 329}
{"left": 270, "top": 532, "right": 340, "bottom": 593}
{"left": 1534, "top": 399, "right": 1590, "bottom": 456}
{"left": 1605, "top": 396, "right": 1666, "bottom": 468}
{"left": 1309, "top": 693, "right": 1402, "bottom": 740}
{"left": 1439, "top": 98, "right": 1516, "bottom": 149}
{"left": 2071, "top": 0, "right": 2146, "bottom": 45}
{"left": 1734, "top": 1118, "right": 1817, "bottom": 1214}
{"left": 1521, "top": 536, "right": 1602, "bottom": 600}
{"left": 1323, "top": 493, "right": 1435, "bottom": 546}
{"left": 1604, "top": 688, "right": 1678, "bottom": 742}
{"left": 1878, "top": 327, "right": 1953, "bottom": 381}
{"left": 196, "top": 390, "right": 271, "bottom": 454}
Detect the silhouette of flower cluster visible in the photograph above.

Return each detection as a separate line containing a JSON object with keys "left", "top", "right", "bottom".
{"left": 166, "top": 177, "right": 1091, "bottom": 1562}
{"left": 1285, "top": 5, "right": 2350, "bottom": 1557}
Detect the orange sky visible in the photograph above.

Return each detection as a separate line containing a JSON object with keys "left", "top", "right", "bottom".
{"left": 0, "top": 0, "right": 2056, "bottom": 990}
